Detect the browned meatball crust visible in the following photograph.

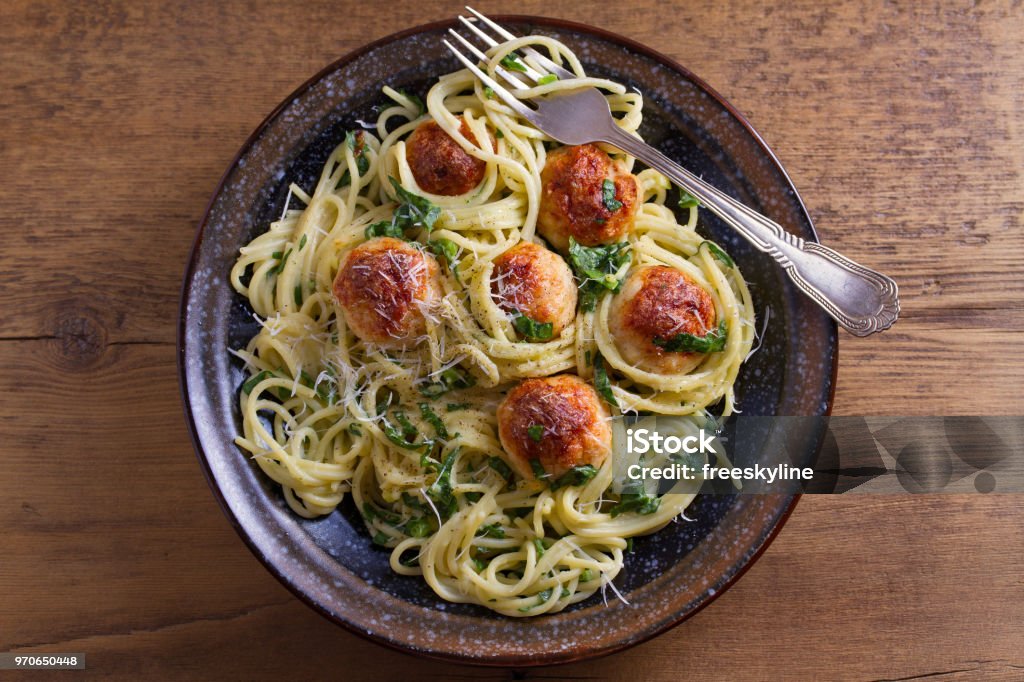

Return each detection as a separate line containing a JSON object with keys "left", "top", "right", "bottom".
{"left": 497, "top": 375, "right": 612, "bottom": 480}
{"left": 406, "top": 118, "right": 488, "bottom": 196}
{"left": 333, "top": 237, "right": 442, "bottom": 348}
{"left": 537, "top": 144, "right": 638, "bottom": 251}
{"left": 608, "top": 265, "right": 718, "bottom": 375}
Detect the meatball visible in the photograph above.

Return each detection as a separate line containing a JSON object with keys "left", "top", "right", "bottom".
{"left": 497, "top": 375, "right": 612, "bottom": 481}
{"left": 491, "top": 242, "right": 577, "bottom": 339}
{"left": 333, "top": 237, "right": 442, "bottom": 348}
{"left": 406, "top": 118, "right": 487, "bottom": 196}
{"left": 537, "top": 144, "right": 639, "bottom": 251}
{"left": 608, "top": 265, "right": 718, "bottom": 375}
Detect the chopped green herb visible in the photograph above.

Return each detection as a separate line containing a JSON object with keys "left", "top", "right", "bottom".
{"left": 700, "top": 240, "right": 734, "bottom": 268}
{"left": 488, "top": 456, "right": 514, "bottom": 482}
{"left": 270, "top": 248, "right": 292, "bottom": 276}
{"left": 405, "top": 517, "right": 431, "bottom": 538}
{"left": 652, "top": 321, "right": 728, "bottom": 353}
{"left": 494, "top": 129, "right": 504, "bottom": 139}
{"left": 601, "top": 179, "right": 623, "bottom": 211}
{"left": 580, "top": 568, "right": 594, "bottom": 583}
{"left": 473, "top": 557, "right": 489, "bottom": 572}
{"left": 364, "top": 220, "right": 405, "bottom": 239}
{"left": 293, "top": 283, "right": 303, "bottom": 307}
{"left": 465, "top": 491, "right": 482, "bottom": 503}
{"left": 375, "top": 387, "right": 397, "bottom": 415}
{"left": 418, "top": 402, "right": 450, "bottom": 440}
{"left": 347, "top": 422, "right": 362, "bottom": 437}
{"left": 242, "top": 370, "right": 276, "bottom": 395}
{"left": 529, "top": 459, "right": 548, "bottom": 480}
{"left": 567, "top": 238, "right": 631, "bottom": 311}
{"left": 551, "top": 464, "right": 599, "bottom": 490}
{"left": 527, "top": 424, "right": 545, "bottom": 442}
{"left": 398, "top": 89, "right": 426, "bottom": 117}
{"left": 363, "top": 503, "right": 401, "bottom": 526}
{"left": 484, "top": 86, "right": 494, "bottom": 99}
{"left": 390, "top": 176, "right": 441, "bottom": 230}
{"left": 418, "top": 365, "right": 475, "bottom": 398}
{"left": 677, "top": 188, "right": 700, "bottom": 209}
{"left": 381, "top": 420, "right": 426, "bottom": 451}
{"left": 337, "top": 131, "right": 371, "bottom": 187}
{"left": 446, "top": 402, "right": 471, "bottom": 412}
{"left": 427, "top": 238, "right": 460, "bottom": 280}
{"left": 500, "top": 53, "right": 527, "bottom": 72}
{"left": 609, "top": 485, "right": 661, "bottom": 517}
{"left": 426, "top": 447, "right": 460, "bottom": 518}
{"left": 402, "top": 491, "right": 428, "bottom": 512}
{"left": 626, "top": 537, "right": 634, "bottom": 552}
{"left": 537, "top": 73, "right": 558, "bottom": 85}
{"left": 476, "top": 524, "right": 506, "bottom": 539}
{"left": 511, "top": 311, "right": 554, "bottom": 341}
{"left": 394, "top": 411, "right": 418, "bottom": 442}
{"left": 532, "top": 538, "right": 547, "bottom": 557}
{"left": 298, "top": 234, "right": 307, "bottom": 250}
{"left": 584, "top": 350, "right": 592, "bottom": 367}
{"left": 372, "top": 532, "right": 392, "bottom": 546}
{"left": 592, "top": 354, "right": 619, "bottom": 408}
{"left": 518, "top": 587, "right": 554, "bottom": 612}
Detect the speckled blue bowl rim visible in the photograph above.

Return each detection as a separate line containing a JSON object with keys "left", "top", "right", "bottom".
{"left": 178, "top": 15, "right": 838, "bottom": 667}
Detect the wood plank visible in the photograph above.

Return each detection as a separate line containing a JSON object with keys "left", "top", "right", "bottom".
{"left": 1, "top": 0, "right": 1022, "bottom": 678}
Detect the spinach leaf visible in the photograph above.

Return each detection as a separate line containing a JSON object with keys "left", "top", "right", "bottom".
{"left": 652, "top": 321, "right": 728, "bottom": 353}
{"left": 511, "top": 310, "right": 553, "bottom": 341}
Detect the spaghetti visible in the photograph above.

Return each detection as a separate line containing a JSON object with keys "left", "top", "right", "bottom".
{"left": 229, "top": 34, "right": 755, "bottom": 616}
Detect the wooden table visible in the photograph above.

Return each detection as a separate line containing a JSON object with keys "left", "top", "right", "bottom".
{"left": 3, "top": 1, "right": 1022, "bottom": 679}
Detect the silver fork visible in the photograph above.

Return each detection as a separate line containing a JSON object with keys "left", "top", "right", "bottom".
{"left": 445, "top": 8, "right": 899, "bottom": 337}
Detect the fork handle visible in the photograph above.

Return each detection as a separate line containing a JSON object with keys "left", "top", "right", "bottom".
{"left": 603, "top": 127, "right": 900, "bottom": 337}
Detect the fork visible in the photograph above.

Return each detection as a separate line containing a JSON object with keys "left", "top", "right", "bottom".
{"left": 445, "top": 8, "right": 899, "bottom": 337}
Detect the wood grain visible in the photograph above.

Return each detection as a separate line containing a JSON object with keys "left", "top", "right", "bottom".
{"left": 1, "top": 0, "right": 1021, "bottom": 679}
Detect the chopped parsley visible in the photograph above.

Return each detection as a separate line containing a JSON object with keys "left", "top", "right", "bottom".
{"left": 592, "top": 354, "right": 618, "bottom": 408}
{"left": 405, "top": 517, "right": 431, "bottom": 538}
{"left": 488, "top": 456, "right": 514, "bottom": 482}
{"left": 529, "top": 459, "right": 549, "bottom": 480}
{"left": 551, "top": 464, "right": 599, "bottom": 490}
{"left": 527, "top": 424, "right": 544, "bottom": 442}
{"left": 337, "top": 131, "right": 371, "bottom": 187}
{"left": 418, "top": 402, "right": 450, "bottom": 440}
{"left": 677, "top": 188, "right": 700, "bottom": 209}
{"left": 418, "top": 365, "right": 476, "bottom": 398}
{"left": 609, "top": 483, "right": 661, "bottom": 517}
{"left": 511, "top": 310, "right": 554, "bottom": 341}
{"left": 567, "top": 238, "right": 631, "bottom": 311}
{"left": 476, "top": 524, "right": 506, "bottom": 539}
{"left": 652, "top": 321, "right": 728, "bottom": 353}
{"left": 500, "top": 53, "right": 527, "bottom": 73}
{"left": 426, "top": 447, "right": 460, "bottom": 518}
{"left": 365, "top": 176, "right": 441, "bottom": 240}
{"left": 427, "top": 238, "right": 461, "bottom": 280}
{"left": 601, "top": 179, "right": 623, "bottom": 212}
{"left": 700, "top": 240, "right": 734, "bottom": 268}
{"left": 537, "top": 73, "right": 558, "bottom": 85}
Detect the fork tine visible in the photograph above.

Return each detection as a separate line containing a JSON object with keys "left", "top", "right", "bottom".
{"left": 464, "top": 6, "right": 576, "bottom": 80}
{"left": 442, "top": 39, "right": 536, "bottom": 120}
{"left": 456, "top": 17, "right": 546, "bottom": 84}
{"left": 447, "top": 29, "right": 530, "bottom": 90}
